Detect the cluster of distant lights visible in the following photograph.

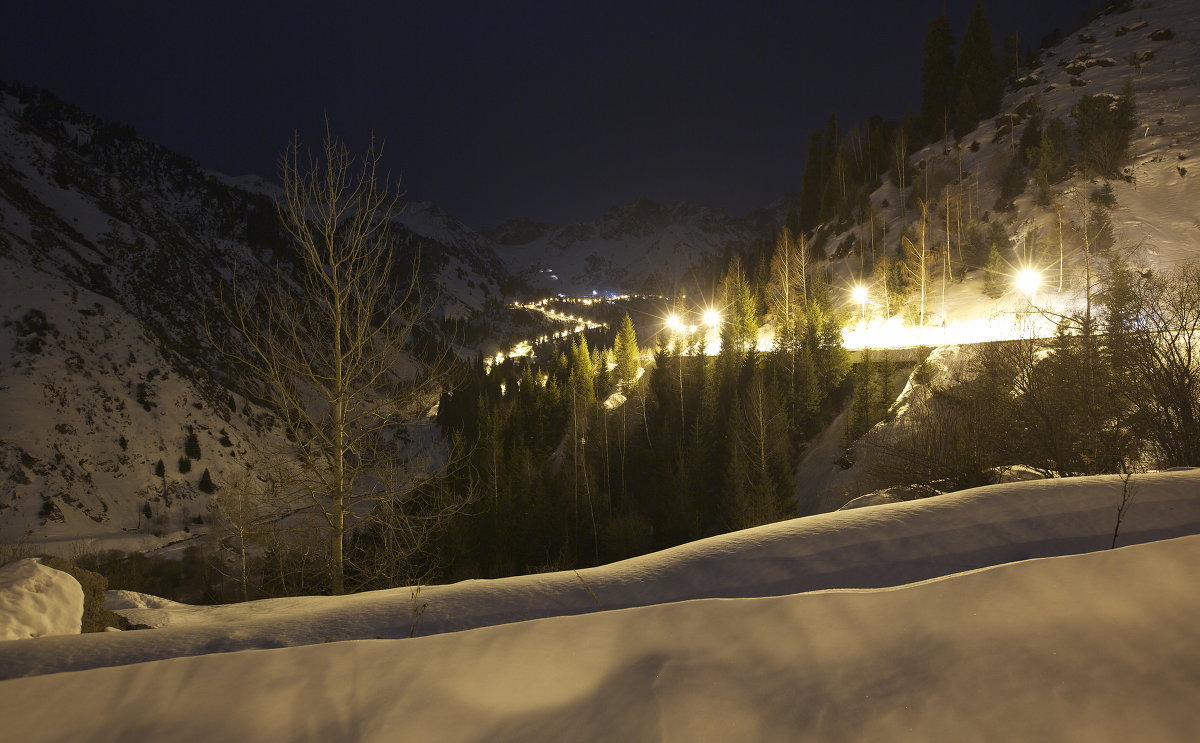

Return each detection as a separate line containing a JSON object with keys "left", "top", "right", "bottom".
{"left": 488, "top": 268, "right": 1053, "bottom": 370}
{"left": 486, "top": 293, "right": 646, "bottom": 371}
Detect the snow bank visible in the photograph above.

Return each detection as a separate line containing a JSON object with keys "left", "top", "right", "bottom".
{"left": 1, "top": 470, "right": 1197, "bottom": 679}
{"left": 1, "top": 535, "right": 1197, "bottom": 742}
{"left": 0, "top": 559, "right": 83, "bottom": 641}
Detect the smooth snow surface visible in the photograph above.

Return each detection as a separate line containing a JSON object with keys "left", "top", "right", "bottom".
{"left": 1, "top": 535, "right": 1198, "bottom": 742}
{"left": 0, "top": 558, "right": 83, "bottom": 641}
{"left": 1, "top": 471, "right": 1198, "bottom": 682}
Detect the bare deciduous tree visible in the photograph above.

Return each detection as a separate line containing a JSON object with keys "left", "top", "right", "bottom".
{"left": 1106, "top": 261, "right": 1200, "bottom": 466}
{"left": 213, "top": 126, "right": 456, "bottom": 594}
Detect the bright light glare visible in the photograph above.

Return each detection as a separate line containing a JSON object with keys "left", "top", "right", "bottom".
{"left": 665, "top": 314, "right": 683, "bottom": 332}
{"left": 842, "top": 312, "right": 1059, "bottom": 350}
{"left": 1016, "top": 269, "right": 1042, "bottom": 297}
{"left": 851, "top": 285, "right": 868, "bottom": 304}
{"left": 703, "top": 308, "right": 721, "bottom": 327}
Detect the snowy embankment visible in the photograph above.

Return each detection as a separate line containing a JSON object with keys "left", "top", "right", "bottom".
{"left": 0, "top": 559, "right": 83, "bottom": 641}
{"left": 1, "top": 470, "right": 1198, "bottom": 683}
{"left": 2, "top": 534, "right": 1199, "bottom": 741}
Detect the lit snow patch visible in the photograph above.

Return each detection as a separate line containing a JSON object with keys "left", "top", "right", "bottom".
{"left": 0, "top": 559, "right": 84, "bottom": 641}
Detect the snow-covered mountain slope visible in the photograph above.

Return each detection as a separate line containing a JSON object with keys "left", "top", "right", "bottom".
{"left": 0, "top": 83, "right": 503, "bottom": 546}
{"left": 2, "top": 469, "right": 1196, "bottom": 679}
{"left": 1, "top": 473, "right": 1197, "bottom": 741}
{"left": 832, "top": 0, "right": 1200, "bottom": 339}
{"left": 485, "top": 197, "right": 784, "bottom": 295}
{"left": 395, "top": 201, "right": 508, "bottom": 319}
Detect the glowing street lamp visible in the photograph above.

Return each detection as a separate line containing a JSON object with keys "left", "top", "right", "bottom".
{"left": 1016, "top": 268, "right": 1042, "bottom": 298}
{"left": 703, "top": 308, "right": 721, "bottom": 328}
{"left": 665, "top": 313, "right": 684, "bottom": 333}
{"left": 851, "top": 285, "right": 869, "bottom": 324}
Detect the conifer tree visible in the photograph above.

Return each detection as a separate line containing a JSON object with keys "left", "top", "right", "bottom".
{"left": 612, "top": 314, "right": 640, "bottom": 387}
{"left": 718, "top": 257, "right": 759, "bottom": 363}
{"left": 1073, "top": 82, "right": 1138, "bottom": 177}
{"left": 198, "top": 468, "right": 217, "bottom": 494}
{"left": 184, "top": 431, "right": 202, "bottom": 460}
{"left": 919, "top": 14, "right": 957, "bottom": 142}
{"left": 984, "top": 246, "right": 1006, "bottom": 298}
{"left": 876, "top": 352, "right": 896, "bottom": 421}
{"left": 798, "top": 131, "right": 826, "bottom": 231}
{"left": 954, "top": 1, "right": 1002, "bottom": 136}
{"left": 570, "top": 335, "right": 596, "bottom": 404}
{"left": 1033, "top": 118, "right": 1070, "bottom": 204}
{"left": 723, "top": 372, "right": 792, "bottom": 531}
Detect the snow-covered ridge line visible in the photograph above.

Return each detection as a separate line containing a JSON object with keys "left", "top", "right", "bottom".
{"left": 2, "top": 532, "right": 1197, "bottom": 742}
{"left": 1, "top": 470, "right": 1196, "bottom": 680}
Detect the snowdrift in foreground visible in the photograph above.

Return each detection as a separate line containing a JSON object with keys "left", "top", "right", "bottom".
{"left": 0, "top": 559, "right": 82, "bottom": 641}
{"left": 2, "top": 534, "right": 1198, "bottom": 742}
{"left": 1, "top": 470, "right": 1198, "bottom": 679}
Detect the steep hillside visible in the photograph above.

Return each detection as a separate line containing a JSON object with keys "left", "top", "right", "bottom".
{"left": 829, "top": 0, "right": 1199, "bottom": 347}
{"left": 485, "top": 197, "right": 785, "bottom": 295}
{"left": 0, "top": 84, "right": 504, "bottom": 548}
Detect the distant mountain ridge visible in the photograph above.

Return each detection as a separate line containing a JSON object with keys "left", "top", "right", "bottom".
{"left": 484, "top": 196, "right": 787, "bottom": 295}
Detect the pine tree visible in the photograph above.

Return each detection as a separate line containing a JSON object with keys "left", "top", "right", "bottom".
{"left": 984, "top": 246, "right": 1006, "bottom": 298}
{"left": 1074, "top": 82, "right": 1137, "bottom": 177}
{"left": 798, "top": 131, "right": 826, "bottom": 231}
{"left": 570, "top": 335, "right": 596, "bottom": 405}
{"left": 612, "top": 314, "right": 640, "bottom": 387}
{"left": 198, "top": 468, "right": 217, "bottom": 494}
{"left": 184, "top": 430, "right": 202, "bottom": 460}
{"left": 995, "top": 154, "right": 1027, "bottom": 211}
{"left": 876, "top": 352, "right": 896, "bottom": 421}
{"left": 954, "top": 1, "right": 1002, "bottom": 137}
{"left": 723, "top": 372, "right": 792, "bottom": 531}
{"left": 845, "top": 351, "right": 875, "bottom": 445}
{"left": 718, "top": 256, "right": 759, "bottom": 364}
{"left": 919, "top": 14, "right": 957, "bottom": 142}
{"left": 1033, "top": 118, "right": 1070, "bottom": 204}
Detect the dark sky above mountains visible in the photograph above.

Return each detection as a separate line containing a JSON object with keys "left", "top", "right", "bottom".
{"left": 4, "top": 1, "right": 1095, "bottom": 227}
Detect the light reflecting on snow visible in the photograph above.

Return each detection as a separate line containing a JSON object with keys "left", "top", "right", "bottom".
{"left": 842, "top": 311, "right": 1058, "bottom": 350}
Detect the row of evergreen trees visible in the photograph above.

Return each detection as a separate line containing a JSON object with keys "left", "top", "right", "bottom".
{"left": 917, "top": 1, "right": 1010, "bottom": 144}
{"left": 796, "top": 1, "right": 1018, "bottom": 236}
{"left": 434, "top": 260, "right": 851, "bottom": 579}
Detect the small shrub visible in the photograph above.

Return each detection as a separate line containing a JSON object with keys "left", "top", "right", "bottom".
{"left": 178, "top": 456, "right": 191, "bottom": 474}
{"left": 36, "top": 555, "right": 130, "bottom": 632}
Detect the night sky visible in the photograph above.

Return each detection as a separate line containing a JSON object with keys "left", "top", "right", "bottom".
{"left": 3, "top": 1, "right": 1095, "bottom": 228}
